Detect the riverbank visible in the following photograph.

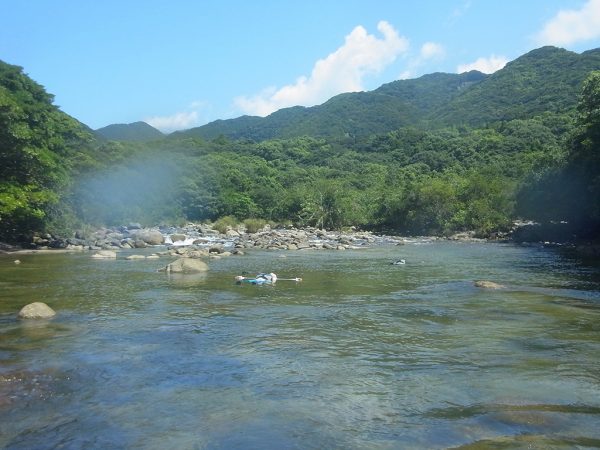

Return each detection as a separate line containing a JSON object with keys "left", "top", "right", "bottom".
{"left": 2, "top": 222, "right": 598, "bottom": 258}
{"left": 1, "top": 224, "right": 411, "bottom": 255}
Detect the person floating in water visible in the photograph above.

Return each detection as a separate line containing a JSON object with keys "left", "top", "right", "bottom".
{"left": 235, "top": 273, "right": 277, "bottom": 285}
{"left": 235, "top": 273, "right": 302, "bottom": 284}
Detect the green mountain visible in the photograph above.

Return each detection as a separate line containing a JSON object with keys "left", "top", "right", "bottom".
{"left": 432, "top": 46, "right": 600, "bottom": 126}
{"left": 173, "top": 46, "right": 600, "bottom": 141}
{"left": 171, "top": 71, "right": 487, "bottom": 141}
{"left": 95, "top": 121, "right": 163, "bottom": 142}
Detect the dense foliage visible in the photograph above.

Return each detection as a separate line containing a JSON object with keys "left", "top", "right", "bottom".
{"left": 517, "top": 70, "right": 600, "bottom": 238}
{"left": 0, "top": 61, "right": 95, "bottom": 241}
{"left": 1, "top": 47, "right": 599, "bottom": 244}
{"left": 70, "top": 118, "right": 568, "bottom": 237}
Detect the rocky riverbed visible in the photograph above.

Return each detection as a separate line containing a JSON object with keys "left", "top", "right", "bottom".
{"left": 2, "top": 223, "right": 422, "bottom": 256}
{"left": 4, "top": 221, "right": 597, "bottom": 258}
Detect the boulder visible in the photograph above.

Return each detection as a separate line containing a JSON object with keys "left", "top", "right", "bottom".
{"left": 18, "top": 302, "right": 56, "bottom": 319}
{"left": 136, "top": 230, "right": 164, "bottom": 245}
{"left": 134, "top": 240, "right": 147, "bottom": 248}
{"left": 91, "top": 250, "right": 117, "bottom": 259}
{"left": 187, "top": 250, "right": 209, "bottom": 258}
{"left": 160, "top": 258, "right": 209, "bottom": 273}
{"left": 209, "top": 245, "right": 224, "bottom": 254}
{"left": 170, "top": 233, "right": 186, "bottom": 242}
{"left": 474, "top": 280, "right": 505, "bottom": 289}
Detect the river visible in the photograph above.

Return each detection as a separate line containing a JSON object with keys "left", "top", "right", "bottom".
{"left": 1, "top": 241, "right": 599, "bottom": 449}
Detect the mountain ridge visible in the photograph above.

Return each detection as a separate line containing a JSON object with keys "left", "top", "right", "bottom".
{"left": 95, "top": 121, "right": 163, "bottom": 142}
{"left": 170, "top": 46, "right": 600, "bottom": 142}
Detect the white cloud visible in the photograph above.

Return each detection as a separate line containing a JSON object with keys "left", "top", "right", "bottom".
{"left": 145, "top": 110, "right": 199, "bottom": 133}
{"left": 234, "top": 21, "right": 409, "bottom": 116}
{"left": 535, "top": 0, "right": 600, "bottom": 46}
{"left": 144, "top": 100, "right": 211, "bottom": 132}
{"left": 457, "top": 55, "right": 508, "bottom": 74}
{"left": 449, "top": 0, "right": 472, "bottom": 22}
{"left": 420, "top": 42, "right": 445, "bottom": 60}
{"left": 397, "top": 41, "right": 444, "bottom": 80}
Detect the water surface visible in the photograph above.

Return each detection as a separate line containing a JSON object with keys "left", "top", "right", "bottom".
{"left": 1, "top": 242, "right": 599, "bottom": 449}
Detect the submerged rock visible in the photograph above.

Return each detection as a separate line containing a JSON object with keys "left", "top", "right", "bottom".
{"left": 91, "top": 250, "right": 117, "bottom": 259}
{"left": 474, "top": 280, "right": 505, "bottom": 289}
{"left": 125, "top": 254, "right": 146, "bottom": 260}
{"left": 159, "top": 258, "right": 209, "bottom": 273}
{"left": 18, "top": 302, "right": 56, "bottom": 319}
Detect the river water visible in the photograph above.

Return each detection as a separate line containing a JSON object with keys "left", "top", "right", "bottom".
{"left": 1, "top": 241, "right": 599, "bottom": 449}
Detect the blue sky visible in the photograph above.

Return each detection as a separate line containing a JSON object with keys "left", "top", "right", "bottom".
{"left": 2, "top": 1, "right": 600, "bottom": 132}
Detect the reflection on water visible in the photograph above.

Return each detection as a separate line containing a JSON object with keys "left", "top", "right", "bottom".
{"left": 0, "top": 242, "right": 599, "bottom": 448}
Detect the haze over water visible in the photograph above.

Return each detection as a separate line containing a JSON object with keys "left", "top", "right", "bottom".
{"left": 1, "top": 241, "right": 599, "bottom": 448}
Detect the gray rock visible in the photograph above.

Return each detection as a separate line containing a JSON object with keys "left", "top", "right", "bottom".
{"left": 135, "top": 230, "right": 164, "bottom": 245}
{"left": 209, "top": 245, "right": 224, "bottom": 254}
{"left": 134, "top": 240, "right": 147, "bottom": 248}
{"left": 125, "top": 254, "right": 146, "bottom": 260}
{"left": 187, "top": 250, "right": 209, "bottom": 258}
{"left": 18, "top": 302, "right": 56, "bottom": 319}
{"left": 91, "top": 250, "right": 117, "bottom": 259}
{"left": 170, "top": 233, "right": 186, "bottom": 242}
{"left": 67, "top": 237, "right": 87, "bottom": 246}
{"left": 160, "top": 258, "right": 209, "bottom": 273}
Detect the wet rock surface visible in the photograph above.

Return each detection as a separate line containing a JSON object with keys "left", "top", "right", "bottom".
{"left": 159, "top": 258, "right": 209, "bottom": 273}
{"left": 18, "top": 302, "right": 56, "bottom": 319}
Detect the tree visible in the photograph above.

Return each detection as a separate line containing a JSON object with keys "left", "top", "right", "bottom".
{"left": 0, "top": 61, "right": 94, "bottom": 241}
{"left": 566, "top": 70, "right": 600, "bottom": 233}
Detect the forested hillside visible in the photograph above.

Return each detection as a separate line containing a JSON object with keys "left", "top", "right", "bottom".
{"left": 174, "top": 46, "right": 600, "bottom": 141}
{"left": 1, "top": 46, "right": 599, "bottom": 244}
{"left": 0, "top": 61, "right": 96, "bottom": 241}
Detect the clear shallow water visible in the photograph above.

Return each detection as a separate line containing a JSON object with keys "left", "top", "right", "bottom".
{"left": 1, "top": 241, "right": 599, "bottom": 449}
